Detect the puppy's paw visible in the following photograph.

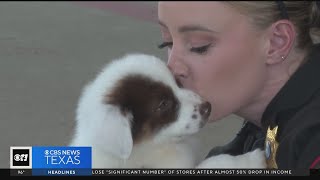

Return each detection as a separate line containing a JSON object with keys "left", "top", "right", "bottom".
{"left": 196, "top": 154, "right": 237, "bottom": 169}
{"left": 246, "top": 149, "right": 267, "bottom": 169}
{"left": 196, "top": 149, "right": 266, "bottom": 169}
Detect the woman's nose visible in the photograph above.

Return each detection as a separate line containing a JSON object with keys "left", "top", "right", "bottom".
{"left": 167, "top": 54, "right": 189, "bottom": 80}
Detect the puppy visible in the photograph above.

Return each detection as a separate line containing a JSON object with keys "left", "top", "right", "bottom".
{"left": 70, "top": 53, "right": 211, "bottom": 168}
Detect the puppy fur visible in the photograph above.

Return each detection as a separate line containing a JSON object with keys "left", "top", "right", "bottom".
{"left": 70, "top": 53, "right": 211, "bottom": 168}
{"left": 196, "top": 149, "right": 267, "bottom": 169}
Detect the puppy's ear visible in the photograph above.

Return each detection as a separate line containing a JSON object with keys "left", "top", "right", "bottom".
{"left": 95, "top": 106, "right": 133, "bottom": 159}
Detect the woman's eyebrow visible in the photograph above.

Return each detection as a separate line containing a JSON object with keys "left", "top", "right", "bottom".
{"left": 158, "top": 20, "right": 216, "bottom": 33}
{"left": 178, "top": 25, "right": 216, "bottom": 33}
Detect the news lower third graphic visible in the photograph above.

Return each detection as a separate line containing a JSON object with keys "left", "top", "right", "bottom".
{"left": 10, "top": 146, "right": 92, "bottom": 176}
{"left": 7, "top": 146, "right": 319, "bottom": 176}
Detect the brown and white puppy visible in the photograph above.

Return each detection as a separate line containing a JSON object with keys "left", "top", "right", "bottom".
{"left": 70, "top": 53, "right": 211, "bottom": 168}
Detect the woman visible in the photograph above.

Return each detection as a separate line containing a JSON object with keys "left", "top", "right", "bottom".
{"left": 157, "top": 1, "right": 320, "bottom": 174}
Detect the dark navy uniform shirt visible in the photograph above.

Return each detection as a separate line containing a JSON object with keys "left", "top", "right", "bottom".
{"left": 207, "top": 43, "right": 320, "bottom": 175}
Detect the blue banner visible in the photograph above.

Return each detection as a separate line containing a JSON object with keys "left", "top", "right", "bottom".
{"left": 31, "top": 146, "right": 92, "bottom": 176}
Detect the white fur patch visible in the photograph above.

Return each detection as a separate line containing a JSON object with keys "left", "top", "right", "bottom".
{"left": 196, "top": 149, "right": 267, "bottom": 169}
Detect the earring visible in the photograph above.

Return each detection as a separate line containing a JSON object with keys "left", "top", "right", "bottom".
{"left": 281, "top": 56, "right": 285, "bottom": 61}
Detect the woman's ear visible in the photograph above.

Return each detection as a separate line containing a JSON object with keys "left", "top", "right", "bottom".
{"left": 265, "top": 20, "right": 296, "bottom": 65}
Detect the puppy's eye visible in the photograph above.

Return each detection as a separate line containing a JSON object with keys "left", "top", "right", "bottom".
{"left": 157, "top": 99, "right": 172, "bottom": 111}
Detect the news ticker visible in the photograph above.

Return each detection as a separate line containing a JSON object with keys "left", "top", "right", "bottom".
{"left": 4, "top": 169, "right": 320, "bottom": 176}
{"left": 8, "top": 146, "right": 319, "bottom": 176}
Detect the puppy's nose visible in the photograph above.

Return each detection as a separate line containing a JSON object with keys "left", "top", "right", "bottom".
{"left": 200, "top": 102, "right": 211, "bottom": 119}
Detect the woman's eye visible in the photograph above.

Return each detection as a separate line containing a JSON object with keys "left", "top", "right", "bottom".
{"left": 190, "top": 44, "right": 212, "bottom": 54}
{"left": 158, "top": 41, "right": 173, "bottom": 49}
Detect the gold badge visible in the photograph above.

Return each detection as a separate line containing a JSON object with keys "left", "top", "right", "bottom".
{"left": 265, "top": 126, "right": 279, "bottom": 169}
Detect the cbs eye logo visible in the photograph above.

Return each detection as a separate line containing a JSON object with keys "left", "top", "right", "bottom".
{"left": 10, "top": 147, "right": 32, "bottom": 169}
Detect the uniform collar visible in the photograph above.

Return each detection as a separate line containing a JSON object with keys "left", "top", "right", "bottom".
{"left": 261, "top": 43, "right": 320, "bottom": 129}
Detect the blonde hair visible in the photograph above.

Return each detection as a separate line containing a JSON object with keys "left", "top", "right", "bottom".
{"left": 223, "top": 1, "right": 320, "bottom": 51}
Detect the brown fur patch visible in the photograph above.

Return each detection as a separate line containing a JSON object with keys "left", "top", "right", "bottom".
{"left": 105, "top": 75, "right": 180, "bottom": 144}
